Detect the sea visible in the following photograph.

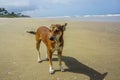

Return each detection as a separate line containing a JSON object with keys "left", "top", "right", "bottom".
{"left": 39, "top": 14, "right": 120, "bottom": 22}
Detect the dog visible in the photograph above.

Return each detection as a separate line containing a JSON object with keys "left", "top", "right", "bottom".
{"left": 35, "top": 23, "right": 67, "bottom": 74}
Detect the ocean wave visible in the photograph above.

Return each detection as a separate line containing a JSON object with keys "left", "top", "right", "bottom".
{"left": 81, "top": 14, "right": 120, "bottom": 17}
{"left": 42, "top": 14, "right": 120, "bottom": 18}
{"left": 43, "top": 16, "right": 71, "bottom": 18}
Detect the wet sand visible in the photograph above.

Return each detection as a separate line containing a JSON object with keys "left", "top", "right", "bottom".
{"left": 0, "top": 18, "right": 120, "bottom": 80}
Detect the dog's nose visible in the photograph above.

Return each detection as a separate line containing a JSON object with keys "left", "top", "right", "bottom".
{"left": 49, "top": 36, "right": 55, "bottom": 41}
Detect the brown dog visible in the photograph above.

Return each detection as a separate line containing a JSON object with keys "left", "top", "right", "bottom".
{"left": 36, "top": 23, "right": 67, "bottom": 74}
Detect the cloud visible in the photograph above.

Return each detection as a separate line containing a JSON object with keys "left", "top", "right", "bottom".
{"left": 0, "top": 0, "right": 29, "bottom": 7}
{"left": 0, "top": 0, "right": 63, "bottom": 12}
{"left": 46, "top": 0, "right": 73, "bottom": 4}
{"left": 21, "top": 1, "right": 71, "bottom": 17}
{"left": 0, "top": 0, "right": 39, "bottom": 12}
{"left": 0, "top": 0, "right": 76, "bottom": 17}
{"left": 0, "top": 0, "right": 120, "bottom": 17}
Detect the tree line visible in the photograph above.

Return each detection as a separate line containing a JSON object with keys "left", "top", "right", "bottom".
{"left": 0, "top": 8, "right": 30, "bottom": 18}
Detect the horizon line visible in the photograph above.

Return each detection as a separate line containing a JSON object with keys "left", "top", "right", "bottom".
{"left": 32, "top": 14, "right": 120, "bottom": 18}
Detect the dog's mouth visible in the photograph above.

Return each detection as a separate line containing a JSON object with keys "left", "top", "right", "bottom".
{"left": 49, "top": 32, "right": 62, "bottom": 41}
{"left": 49, "top": 35, "right": 61, "bottom": 41}
{"left": 49, "top": 36, "right": 55, "bottom": 41}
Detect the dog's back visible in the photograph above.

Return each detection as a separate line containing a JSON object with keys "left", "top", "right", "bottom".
{"left": 36, "top": 26, "right": 50, "bottom": 44}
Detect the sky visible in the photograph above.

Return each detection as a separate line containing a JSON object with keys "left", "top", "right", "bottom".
{"left": 0, "top": 0, "right": 120, "bottom": 17}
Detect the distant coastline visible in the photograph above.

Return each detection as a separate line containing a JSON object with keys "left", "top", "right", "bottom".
{"left": 0, "top": 8, "right": 30, "bottom": 18}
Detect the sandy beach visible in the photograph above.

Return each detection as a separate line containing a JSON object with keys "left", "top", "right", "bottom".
{"left": 0, "top": 18, "right": 120, "bottom": 80}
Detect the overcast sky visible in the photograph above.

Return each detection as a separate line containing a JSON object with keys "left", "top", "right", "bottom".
{"left": 0, "top": 0, "right": 120, "bottom": 17}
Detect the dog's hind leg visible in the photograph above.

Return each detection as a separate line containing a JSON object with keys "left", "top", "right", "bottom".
{"left": 36, "top": 40, "right": 42, "bottom": 63}
{"left": 46, "top": 50, "right": 49, "bottom": 60}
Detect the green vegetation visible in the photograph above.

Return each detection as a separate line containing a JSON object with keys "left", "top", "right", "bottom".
{"left": 0, "top": 8, "right": 30, "bottom": 18}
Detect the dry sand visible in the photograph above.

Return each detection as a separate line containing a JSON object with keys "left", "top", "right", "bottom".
{"left": 0, "top": 18, "right": 120, "bottom": 80}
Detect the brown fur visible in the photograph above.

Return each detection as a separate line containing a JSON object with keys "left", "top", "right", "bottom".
{"left": 35, "top": 23, "right": 67, "bottom": 74}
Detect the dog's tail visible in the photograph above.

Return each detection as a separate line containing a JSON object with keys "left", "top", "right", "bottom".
{"left": 26, "top": 31, "right": 36, "bottom": 35}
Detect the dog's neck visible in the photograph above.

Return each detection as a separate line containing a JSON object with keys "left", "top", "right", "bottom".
{"left": 55, "top": 34, "right": 64, "bottom": 47}
{"left": 49, "top": 33, "right": 64, "bottom": 52}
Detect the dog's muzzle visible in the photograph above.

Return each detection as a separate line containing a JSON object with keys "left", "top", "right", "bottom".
{"left": 49, "top": 36, "right": 55, "bottom": 41}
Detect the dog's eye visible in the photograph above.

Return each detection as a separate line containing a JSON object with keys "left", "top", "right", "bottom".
{"left": 55, "top": 29, "right": 60, "bottom": 32}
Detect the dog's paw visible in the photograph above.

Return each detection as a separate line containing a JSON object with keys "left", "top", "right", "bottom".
{"left": 60, "top": 66, "right": 64, "bottom": 72}
{"left": 49, "top": 69, "right": 54, "bottom": 74}
{"left": 46, "top": 58, "right": 49, "bottom": 61}
{"left": 38, "top": 59, "right": 42, "bottom": 63}
{"left": 49, "top": 67, "right": 54, "bottom": 74}
{"left": 38, "top": 61, "right": 42, "bottom": 63}
{"left": 38, "top": 57, "right": 42, "bottom": 63}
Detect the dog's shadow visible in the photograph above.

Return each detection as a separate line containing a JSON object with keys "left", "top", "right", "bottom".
{"left": 52, "top": 55, "right": 108, "bottom": 80}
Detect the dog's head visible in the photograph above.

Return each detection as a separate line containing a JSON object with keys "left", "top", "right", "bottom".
{"left": 49, "top": 23, "right": 67, "bottom": 41}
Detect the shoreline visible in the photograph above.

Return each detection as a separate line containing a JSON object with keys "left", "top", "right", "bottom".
{"left": 0, "top": 16, "right": 120, "bottom": 22}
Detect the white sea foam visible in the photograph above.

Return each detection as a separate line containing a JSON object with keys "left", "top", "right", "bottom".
{"left": 42, "top": 14, "right": 120, "bottom": 18}
{"left": 39, "top": 14, "right": 120, "bottom": 22}
{"left": 43, "top": 16, "right": 71, "bottom": 18}
{"left": 81, "top": 14, "right": 120, "bottom": 18}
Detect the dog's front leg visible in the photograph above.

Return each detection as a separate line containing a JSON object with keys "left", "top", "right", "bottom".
{"left": 48, "top": 51, "right": 54, "bottom": 74}
{"left": 58, "top": 50, "right": 64, "bottom": 72}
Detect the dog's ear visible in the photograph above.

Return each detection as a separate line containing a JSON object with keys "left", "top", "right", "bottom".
{"left": 50, "top": 24, "right": 54, "bottom": 31}
{"left": 62, "top": 23, "right": 67, "bottom": 31}
{"left": 64, "top": 23, "right": 67, "bottom": 26}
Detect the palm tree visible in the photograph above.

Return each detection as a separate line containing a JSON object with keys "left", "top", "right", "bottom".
{"left": 0, "top": 8, "right": 5, "bottom": 12}
{"left": 4, "top": 10, "right": 8, "bottom": 15}
{"left": 0, "top": 8, "right": 2, "bottom": 12}
{"left": 0, "top": 8, "right": 30, "bottom": 17}
{"left": 2, "top": 8, "right": 5, "bottom": 11}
